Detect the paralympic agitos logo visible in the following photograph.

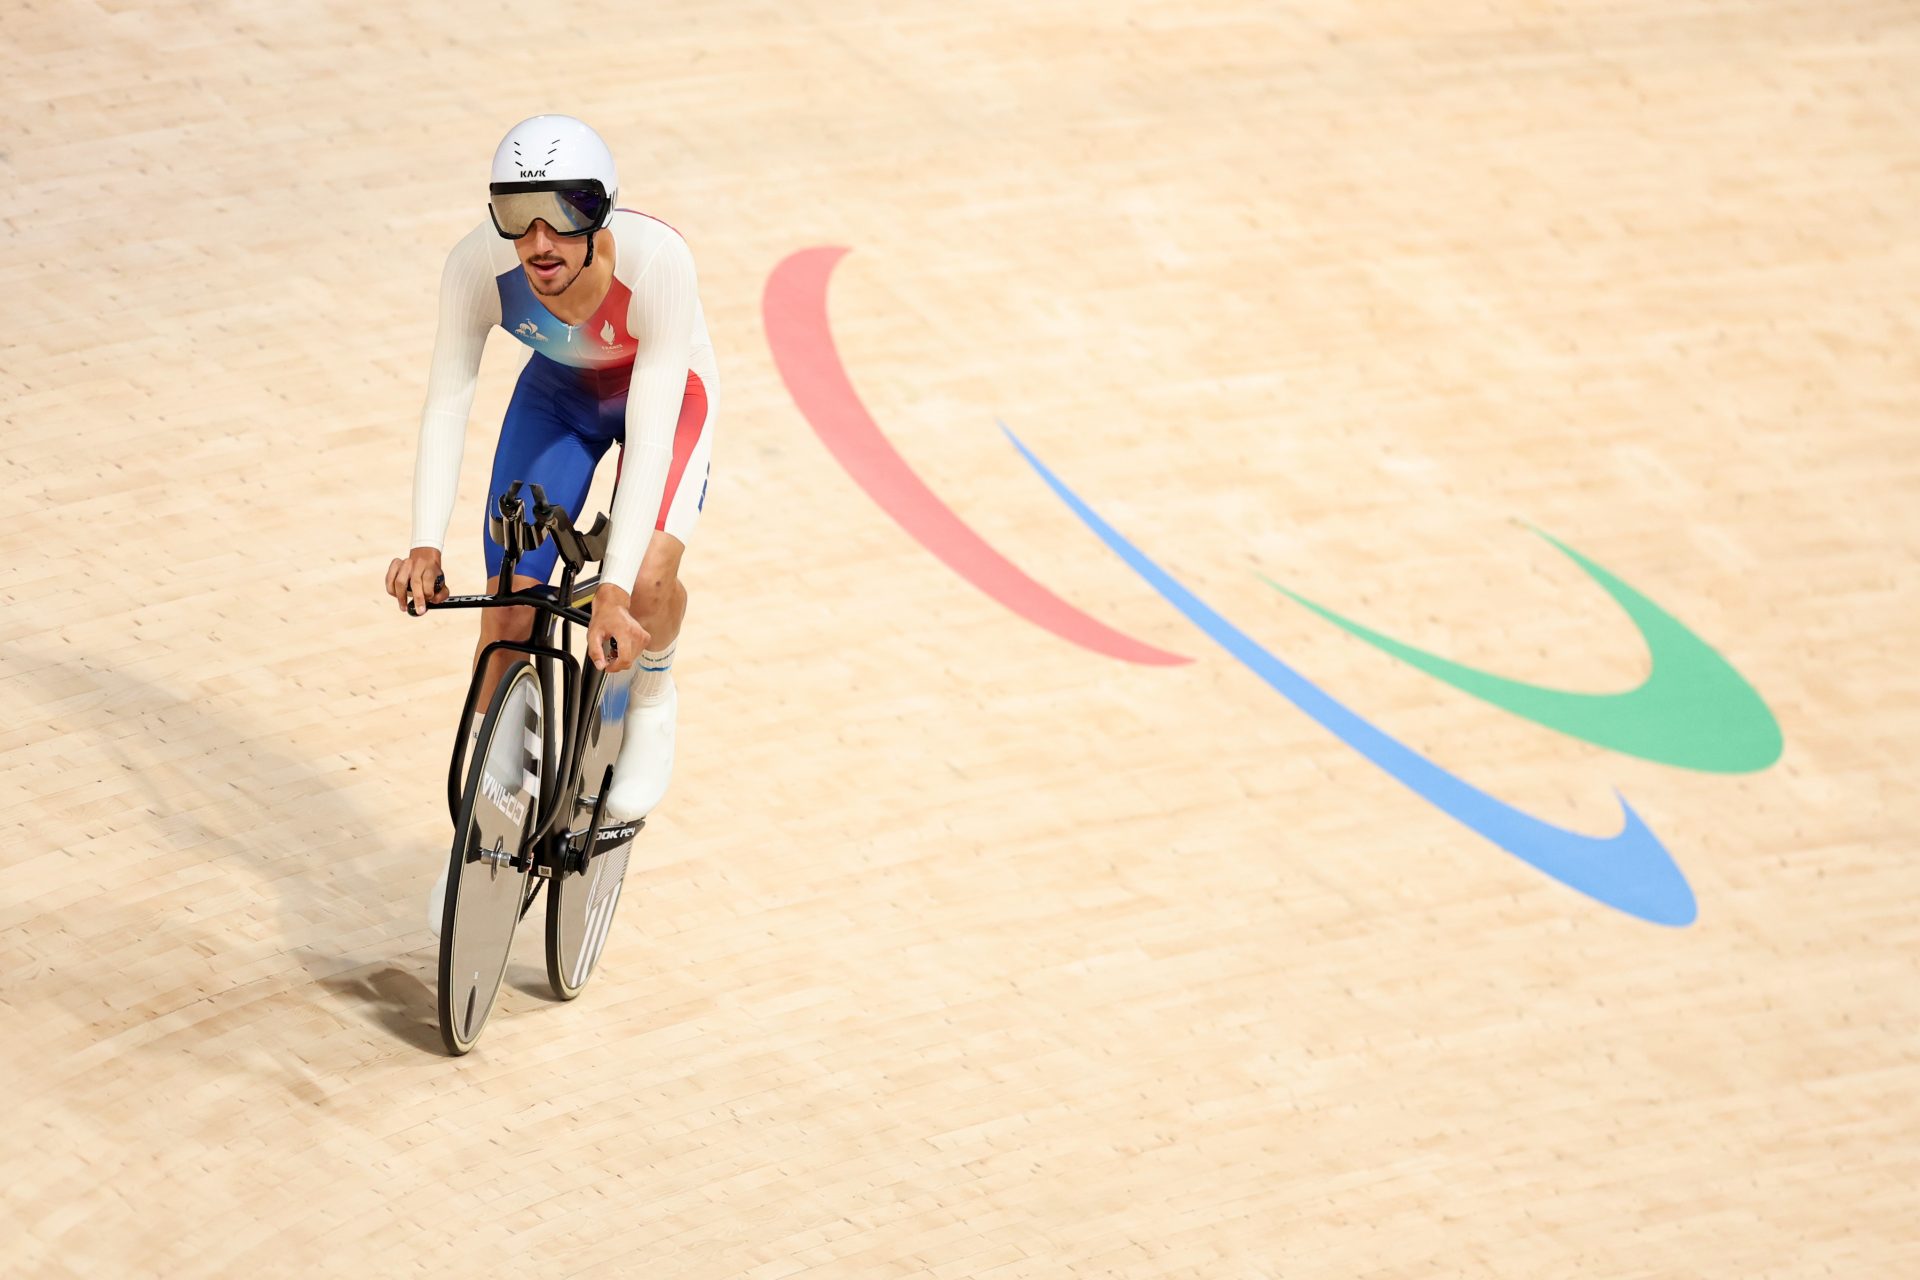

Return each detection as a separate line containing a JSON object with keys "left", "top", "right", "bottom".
{"left": 764, "top": 247, "right": 1783, "bottom": 927}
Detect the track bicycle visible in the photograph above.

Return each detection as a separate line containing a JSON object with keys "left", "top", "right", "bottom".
{"left": 414, "top": 481, "right": 645, "bottom": 1055}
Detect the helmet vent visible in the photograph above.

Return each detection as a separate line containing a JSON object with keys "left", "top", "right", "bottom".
{"left": 491, "top": 115, "right": 618, "bottom": 198}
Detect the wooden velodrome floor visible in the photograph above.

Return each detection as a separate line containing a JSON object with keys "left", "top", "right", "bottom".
{"left": 4, "top": 1, "right": 1917, "bottom": 1275}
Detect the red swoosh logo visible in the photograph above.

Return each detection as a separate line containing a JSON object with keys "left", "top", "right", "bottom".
{"left": 764, "top": 247, "right": 1190, "bottom": 666}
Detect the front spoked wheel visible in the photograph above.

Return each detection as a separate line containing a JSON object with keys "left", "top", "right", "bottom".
{"left": 438, "top": 660, "right": 544, "bottom": 1055}
{"left": 546, "top": 668, "right": 638, "bottom": 1000}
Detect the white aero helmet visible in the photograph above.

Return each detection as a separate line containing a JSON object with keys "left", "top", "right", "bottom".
{"left": 487, "top": 114, "right": 619, "bottom": 239}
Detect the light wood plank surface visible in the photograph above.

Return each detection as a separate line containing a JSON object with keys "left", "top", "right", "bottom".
{"left": 3, "top": 1, "right": 1916, "bottom": 1275}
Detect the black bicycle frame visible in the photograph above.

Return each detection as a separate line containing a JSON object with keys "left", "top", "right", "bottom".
{"left": 445, "top": 635, "right": 574, "bottom": 833}
{"left": 435, "top": 482, "right": 620, "bottom": 854}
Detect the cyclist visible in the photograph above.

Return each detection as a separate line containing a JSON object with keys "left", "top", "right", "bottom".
{"left": 385, "top": 115, "right": 718, "bottom": 932}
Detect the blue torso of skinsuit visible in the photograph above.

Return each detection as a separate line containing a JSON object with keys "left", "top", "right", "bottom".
{"left": 495, "top": 263, "right": 642, "bottom": 399}
{"left": 484, "top": 264, "right": 643, "bottom": 578}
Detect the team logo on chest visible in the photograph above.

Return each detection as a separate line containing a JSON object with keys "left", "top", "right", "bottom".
{"left": 496, "top": 269, "right": 633, "bottom": 367}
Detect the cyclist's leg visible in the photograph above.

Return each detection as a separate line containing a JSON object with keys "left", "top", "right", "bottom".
{"left": 626, "top": 530, "right": 689, "bottom": 649}
{"left": 610, "top": 368, "right": 712, "bottom": 646}
{"left": 602, "top": 372, "right": 712, "bottom": 820}
{"left": 474, "top": 358, "right": 613, "bottom": 714}
{"left": 436, "top": 365, "right": 606, "bottom": 927}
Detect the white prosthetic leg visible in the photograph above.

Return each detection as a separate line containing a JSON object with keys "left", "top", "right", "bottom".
{"left": 603, "top": 642, "right": 678, "bottom": 822}
{"left": 428, "top": 861, "right": 449, "bottom": 937}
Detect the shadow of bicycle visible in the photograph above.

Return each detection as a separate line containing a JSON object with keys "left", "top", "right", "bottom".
{"left": 5, "top": 640, "right": 459, "bottom": 1060}
{"left": 317, "top": 959, "right": 444, "bottom": 1053}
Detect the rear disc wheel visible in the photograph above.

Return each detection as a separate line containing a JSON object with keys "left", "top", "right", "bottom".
{"left": 546, "top": 667, "right": 637, "bottom": 1000}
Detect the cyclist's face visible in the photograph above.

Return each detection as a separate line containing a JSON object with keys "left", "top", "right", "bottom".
{"left": 515, "top": 220, "right": 590, "bottom": 296}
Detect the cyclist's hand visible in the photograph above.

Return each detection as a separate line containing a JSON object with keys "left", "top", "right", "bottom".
{"left": 386, "top": 547, "right": 449, "bottom": 617}
{"left": 587, "top": 583, "right": 649, "bottom": 674}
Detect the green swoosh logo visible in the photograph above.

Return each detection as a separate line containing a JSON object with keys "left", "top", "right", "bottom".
{"left": 1262, "top": 528, "right": 1782, "bottom": 773}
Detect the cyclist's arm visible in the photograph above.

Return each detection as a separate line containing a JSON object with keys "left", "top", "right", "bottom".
{"left": 600, "top": 232, "right": 698, "bottom": 589}
{"left": 409, "top": 223, "right": 500, "bottom": 554}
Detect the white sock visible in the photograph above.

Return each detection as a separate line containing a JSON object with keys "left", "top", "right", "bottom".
{"left": 467, "top": 710, "right": 484, "bottom": 752}
{"left": 633, "top": 641, "right": 675, "bottom": 706}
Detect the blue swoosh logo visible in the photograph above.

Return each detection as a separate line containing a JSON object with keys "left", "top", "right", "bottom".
{"left": 1001, "top": 423, "right": 1698, "bottom": 926}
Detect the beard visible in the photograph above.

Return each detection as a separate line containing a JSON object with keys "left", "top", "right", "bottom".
{"left": 527, "top": 260, "right": 582, "bottom": 296}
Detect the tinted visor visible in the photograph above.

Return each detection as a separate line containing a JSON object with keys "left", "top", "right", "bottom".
{"left": 488, "top": 180, "right": 611, "bottom": 238}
